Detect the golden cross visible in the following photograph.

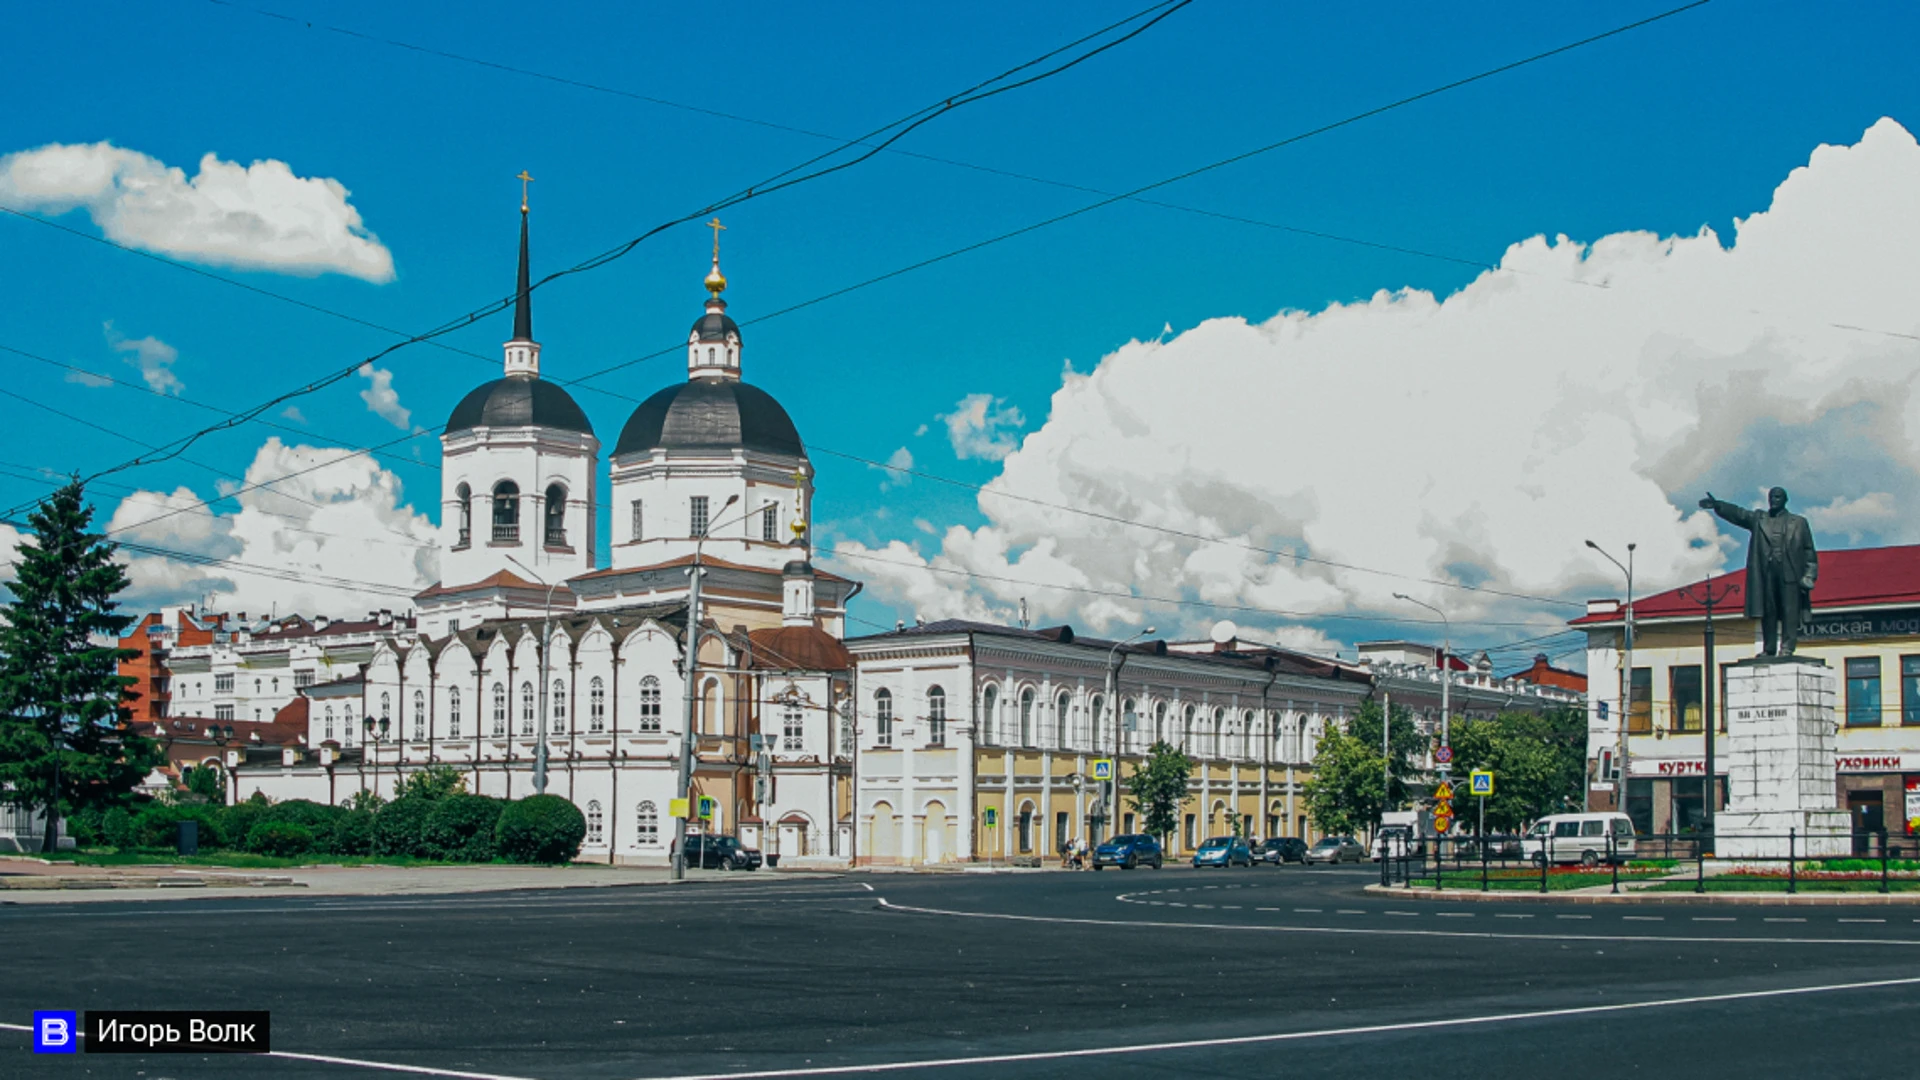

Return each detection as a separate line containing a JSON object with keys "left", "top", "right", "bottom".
{"left": 707, "top": 217, "right": 726, "bottom": 260}
{"left": 516, "top": 170, "right": 534, "bottom": 211}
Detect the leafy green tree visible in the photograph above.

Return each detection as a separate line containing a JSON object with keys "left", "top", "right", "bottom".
{"left": 1126, "top": 741, "right": 1193, "bottom": 845}
{"left": 1445, "top": 708, "right": 1586, "bottom": 832}
{"left": 183, "top": 765, "right": 224, "bottom": 804}
{"left": 393, "top": 765, "right": 466, "bottom": 802}
{"left": 1301, "top": 700, "right": 1420, "bottom": 836}
{"left": 0, "top": 480, "right": 160, "bottom": 850}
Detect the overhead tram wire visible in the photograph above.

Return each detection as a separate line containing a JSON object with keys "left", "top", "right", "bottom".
{"left": 566, "top": 0, "right": 1717, "bottom": 387}
{"left": 14, "top": 0, "right": 1192, "bottom": 507}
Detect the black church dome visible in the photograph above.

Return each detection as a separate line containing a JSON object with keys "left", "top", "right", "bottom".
{"left": 613, "top": 380, "right": 802, "bottom": 459}
{"left": 445, "top": 376, "right": 594, "bottom": 437}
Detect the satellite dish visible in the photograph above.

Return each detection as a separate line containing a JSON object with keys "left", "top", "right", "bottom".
{"left": 1210, "top": 620, "right": 1238, "bottom": 644}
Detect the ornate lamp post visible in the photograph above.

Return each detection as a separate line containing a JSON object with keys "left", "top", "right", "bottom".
{"left": 507, "top": 555, "right": 561, "bottom": 796}
{"left": 1586, "top": 540, "right": 1636, "bottom": 816}
{"left": 1102, "top": 626, "right": 1154, "bottom": 840}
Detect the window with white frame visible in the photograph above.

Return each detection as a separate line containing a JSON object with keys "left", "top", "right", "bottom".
{"left": 981, "top": 685, "right": 999, "bottom": 746}
{"left": 639, "top": 676, "right": 662, "bottom": 732}
{"left": 689, "top": 495, "right": 709, "bottom": 538}
{"left": 343, "top": 704, "right": 354, "bottom": 746}
{"left": 590, "top": 677, "right": 606, "bottom": 733}
{"left": 636, "top": 801, "right": 660, "bottom": 846}
{"left": 448, "top": 687, "right": 462, "bottom": 739}
{"left": 1055, "top": 691, "right": 1072, "bottom": 750}
{"left": 587, "top": 800, "right": 604, "bottom": 844}
{"left": 324, "top": 705, "right": 336, "bottom": 742}
{"left": 214, "top": 673, "right": 234, "bottom": 694}
{"left": 874, "top": 688, "right": 893, "bottom": 747}
{"left": 551, "top": 679, "right": 567, "bottom": 734}
{"left": 761, "top": 504, "right": 778, "bottom": 542}
{"left": 782, "top": 700, "right": 804, "bottom": 752}
{"left": 928, "top": 686, "right": 947, "bottom": 747}
{"left": 1020, "top": 690, "right": 1036, "bottom": 748}
{"left": 380, "top": 692, "right": 392, "bottom": 729}
{"left": 838, "top": 703, "right": 853, "bottom": 757}
{"left": 492, "top": 683, "right": 506, "bottom": 736}
{"left": 215, "top": 704, "right": 234, "bottom": 722}
{"left": 520, "top": 682, "right": 534, "bottom": 735}
{"left": 630, "top": 500, "right": 643, "bottom": 542}
{"left": 413, "top": 690, "right": 426, "bottom": 741}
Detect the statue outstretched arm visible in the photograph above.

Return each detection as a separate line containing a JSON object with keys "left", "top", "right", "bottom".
{"left": 1698, "top": 493, "right": 1755, "bottom": 530}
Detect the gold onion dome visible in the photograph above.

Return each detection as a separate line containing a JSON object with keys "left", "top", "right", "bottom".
{"left": 705, "top": 259, "right": 727, "bottom": 297}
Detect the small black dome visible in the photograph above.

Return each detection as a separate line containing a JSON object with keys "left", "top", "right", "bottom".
{"left": 692, "top": 310, "right": 740, "bottom": 343}
{"left": 614, "top": 380, "right": 802, "bottom": 459}
{"left": 446, "top": 376, "right": 594, "bottom": 437}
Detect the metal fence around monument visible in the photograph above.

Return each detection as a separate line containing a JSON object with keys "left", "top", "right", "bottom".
{"left": 1379, "top": 830, "right": 1915, "bottom": 896}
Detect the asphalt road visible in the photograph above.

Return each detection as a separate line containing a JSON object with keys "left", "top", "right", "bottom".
{"left": 5, "top": 863, "right": 1918, "bottom": 1078}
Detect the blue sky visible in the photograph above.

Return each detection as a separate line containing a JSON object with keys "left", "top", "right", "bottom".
{"left": 3, "top": 1, "right": 1918, "bottom": 665}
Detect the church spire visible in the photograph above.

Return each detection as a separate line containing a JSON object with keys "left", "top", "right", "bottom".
{"left": 504, "top": 171, "right": 541, "bottom": 378}
{"left": 686, "top": 218, "right": 743, "bottom": 381}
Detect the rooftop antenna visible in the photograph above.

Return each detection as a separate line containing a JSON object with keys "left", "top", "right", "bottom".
{"left": 1018, "top": 598, "right": 1030, "bottom": 630}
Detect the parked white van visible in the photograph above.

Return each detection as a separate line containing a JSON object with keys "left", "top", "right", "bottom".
{"left": 1521, "top": 813, "right": 1636, "bottom": 866}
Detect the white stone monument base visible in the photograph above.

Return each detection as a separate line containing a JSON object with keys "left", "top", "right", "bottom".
{"left": 1712, "top": 656, "right": 1849, "bottom": 861}
{"left": 1714, "top": 809, "right": 1851, "bottom": 860}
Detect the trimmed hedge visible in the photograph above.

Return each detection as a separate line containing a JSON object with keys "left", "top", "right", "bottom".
{"left": 245, "top": 820, "right": 316, "bottom": 856}
{"left": 134, "top": 803, "right": 226, "bottom": 849}
{"left": 372, "top": 796, "right": 434, "bottom": 858}
{"left": 331, "top": 808, "right": 376, "bottom": 855}
{"left": 495, "top": 795, "right": 586, "bottom": 864}
{"left": 102, "top": 807, "right": 136, "bottom": 849}
{"left": 422, "top": 795, "right": 505, "bottom": 862}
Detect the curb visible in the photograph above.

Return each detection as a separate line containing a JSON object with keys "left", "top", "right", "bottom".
{"left": 1361, "top": 883, "right": 1920, "bottom": 906}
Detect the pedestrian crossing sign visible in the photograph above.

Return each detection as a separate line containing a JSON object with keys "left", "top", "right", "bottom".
{"left": 1469, "top": 770, "right": 1494, "bottom": 796}
{"left": 1092, "top": 759, "right": 1114, "bottom": 781}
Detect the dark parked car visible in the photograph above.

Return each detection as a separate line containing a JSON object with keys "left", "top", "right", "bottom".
{"left": 1093, "top": 833, "right": 1164, "bottom": 870}
{"left": 1303, "top": 836, "right": 1367, "bottom": 864}
{"left": 1257, "top": 837, "right": 1308, "bottom": 865}
{"left": 1192, "top": 836, "right": 1254, "bottom": 868}
{"left": 683, "top": 834, "right": 762, "bottom": 870}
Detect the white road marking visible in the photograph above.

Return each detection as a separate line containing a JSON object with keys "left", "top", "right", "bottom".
{"left": 1622, "top": 917, "right": 1664, "bottom": 922}
{"left": 1257, "top": 907, "right": 1280, "bottom": 912}
{"left": 1765, "top": 918, "right": 1808, "bottom": 923}
{"left": 1384, "top": 911, "right": 1419, "bottom": 917}
{"left": 1838, "top": 919, "right": 1885, "bottom": 924}
{"left": 1496, "top": 914, "right": 1534, "bottom": 919}
{"left": 1556, "top": 915, "right": 1592, "bottom": 920}
{"left": 1337, "top": 909, "right": 1367, "bottom": 915}
{"left": 621, "top": 976, "right": 1920, "bottom": 1079}
{"left": 1693, "top": 917, "right": 1735, "bottom": 923}
{"left": 1436, "top": 913, "right": 1475, "bottom": 918}
{"left": 1295, "top": 907, "right": 1322, "bottom": 913}
{"left": 874, "top": 898, "right": 1920, "bottom": 947}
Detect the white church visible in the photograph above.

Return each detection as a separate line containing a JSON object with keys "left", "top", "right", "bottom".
{"left": 231, "top": 203, "right": 861, "bottom": 866}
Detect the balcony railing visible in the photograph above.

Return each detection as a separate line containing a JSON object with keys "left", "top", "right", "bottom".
{"left": 544, "top": 527, "right": 567, "bottom": 548}
{"left": 455, "top": 528, "right": 471, "bottom": 548}
{"left": 491, "top": 523, "right": 519, "bottom": 544}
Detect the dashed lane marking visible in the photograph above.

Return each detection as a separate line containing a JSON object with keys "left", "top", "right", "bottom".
{"left": 1622, "top": 917, "right": 1664, "bottom": 922}
{"left": 1765, "top": 918, "right": 1808, "bottom": 923}
{"left": 1384, "top": 911, "right": 1419, "bottom": 917}
{"left": 1295, "top": 908, "right": 1323, "bottom": 913}
{"left": 1436, "top": 912, "right": 1475, "bottom": 918}
{"left": 1556, "top": 915, "right": 1592, "bottom": 920}
{"left": 1693, "top": 917, "right": 1736, "bottom": 922}
{"left": 1496, "top": 914, "right": 1534, "bottom": 919}
{"left": 1839, "top": 919, "right": 1886, "bottom": 924}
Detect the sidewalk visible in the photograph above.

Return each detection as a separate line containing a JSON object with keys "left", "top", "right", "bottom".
{"left": 0, "top": 856, "right": 841, "bottom": 903}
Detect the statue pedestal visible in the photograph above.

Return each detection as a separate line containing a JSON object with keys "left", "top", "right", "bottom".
{"left": 1713, "top": 657, "right": 1851, "bottom": 860}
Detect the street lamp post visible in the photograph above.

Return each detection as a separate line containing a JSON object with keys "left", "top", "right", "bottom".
{"left": 672, "top": 494, "right": 784, "bottom": 882}
{"left": 1392, "top": 593, "right": 1452, "bottom": 782}
{"left": 1678, "top": 577, "right": 1738, "bottom": 848}
{"left": 210, "top": 724, "right": 236, "bottom": 806}
{"left": 1102, "top": 626, "right": 1154, "bottom": 842}
{"left": 506, "top": 555, "right": 561, "bottom": 796}
{"left": 1586, "top": 540, "right": 1636, "bottom": 818}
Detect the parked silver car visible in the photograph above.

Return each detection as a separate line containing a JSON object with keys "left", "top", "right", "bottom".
{"left": 1303, "top": 836, "right": 1367, "bottom": 864}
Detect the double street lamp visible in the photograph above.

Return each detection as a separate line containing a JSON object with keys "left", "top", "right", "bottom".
{"left": 1392, "top": 593, "right": 1451, "bottom": 781}
{"left": 506, "top": 554, "right": 562, "bottom": 796}
{"left": 1102, "top": 626, "right": 1154, "bottom": 839}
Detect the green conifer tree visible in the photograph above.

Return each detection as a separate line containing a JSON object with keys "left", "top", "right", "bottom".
{"left": 0, "top": 480, "right": 160, "bottom": 850}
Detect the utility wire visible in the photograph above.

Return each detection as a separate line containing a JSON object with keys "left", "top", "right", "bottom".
{"left": 18, "top": 0, "right": 1190, "bottom": 500}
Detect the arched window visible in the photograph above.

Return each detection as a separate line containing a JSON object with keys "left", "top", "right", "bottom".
{"left": 875, "top": 688, "right": 893, "bottom": 747}
{"left": 1242, "top": 710, "right": 1256, "bottom": 759}
{"left": 491, "top": 480, "right": 520, "bottom": 543}
{"left": 1020, "top": 689, "right": 1035, "bottom": 748}
{"left": 838, "top": 701, "right": 854, "bottom": 756}
{"left": 1089, "top": 694, "right": 1104, "bottom": 750}
{"left": 636, "top": 801, "right": 659, "bottom": 846}
{"left": 412, "top": 690, "right": 425, "bottom": 741}
{"left": 1055, "top": 691, "right": 1071, "bottom": 750}
{"left": 1182, "top": 706, "right": 1195, "bottom": 752}
{"left": 380, "top": 691, "right": 391, "bottom": 722}
{"left": 1121, "top": 697, "right": 1137, "bottom": 753}
{"left": 551, "top": 679, "right": 567, "bottom": 734}
{"left": 491, "top": 683, "right": 506, "bottom": 736}
{"left": 589, "top": 677, "right": 606, "bottom": 733}
{"left": 343, "top": 703, "right": 355, "bottom": 747}
{"left": 981, "top": 685, "right": 999, "bottom": 746}
{"left": 455, "top": 483, "right": 472, "bottom": 547}
{"left": 701, "top": 678, "right": 721, "bottom": 735}
{"left": 927, "top": 685, "right": 947, "bottom": 746}
{"left": 520, "top": 682, "right": 535, "bottom": 735}
{"left": 586, "top": 800, "right": 604, "bottom": 845}
{"left": 639, "top": 676, "right": 662, "bottom": 733}
{"left": 544, "top": 483, "right": 567, "bottom": 547}
{"left": 1211, "top": 707, "right": 1225, "bottom": 758}
{"left": 324, "top": 705, "right": 335, "bottom": 742}
{"left": 448, "top": 687, "right": 462, "bottom": 739}
{"left": 1154, "top": 702, "right": 1167, "bottom": 747}
{"left": 782, "top": 699, "right": 804, "bottom": 751}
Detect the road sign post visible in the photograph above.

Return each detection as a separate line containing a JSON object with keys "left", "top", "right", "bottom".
{"left": 1469, "top": 770, "right": 1493, "bottom": 844}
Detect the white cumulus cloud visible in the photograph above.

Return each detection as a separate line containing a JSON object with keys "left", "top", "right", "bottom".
{"left": 0, "top": 141, "right": 394, "bottom": 281}
{"left": 845, "top": 118, "right": 1920, "bottom": 649}
{"left": 873, "top": 446, "right": 914, "bottom": 490}
{"left": 104, "top": 321, "right": 182, "bottom": 395}
{"left": 107, "top": 438, "right": 436, "bottom": 615}
{"left": 357, "top": 363, "right": 411, "bottom": 428}
{"left": 938, "top": 393, "right": 1026, "bottom": 461}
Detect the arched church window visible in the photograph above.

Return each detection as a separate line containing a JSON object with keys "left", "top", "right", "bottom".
{"left": 1020, "top": 689, "right": 1035, "bottom": 748}
{"left": 455, "top": 483, "right": 471, "bottom": 548}
{"left": 874, "top": 688, "right": 893, "bottom": 747}
{"left": 980, "top": 685, "right": 999, "bottom": 746}
{"left": 589, "top": 677, "right": 606, "bottom": 733}
{"left": 927, "top": 685, "right": 947, "bottom": 747}
{"left": 491, "top": 683, "right": 506, "bottom": 736}
{"left": 636, "top": 801, "right": 659, "bottom": 846}
{"left": 448, "top": 687, "right": 462, "bottom": 739}
{"left": 639, "top": 676, "right": 662, "bottom": 733}
{"left": 586, "top": 800, "right": 604, "bottom": 845}
{"left": 492, "top": 481, "right": 520, "bottom": 543}
{"left": 551, "top": 679, "right": 567, "bottom": 734}
{"left": 412, "top": 690, "right": 425, "bottom": 741}
{"left": 544, "top": 484, "right": 566, "bottom": 547}
{"left": 520, "top": 682, "right": 534, "bottom": 735}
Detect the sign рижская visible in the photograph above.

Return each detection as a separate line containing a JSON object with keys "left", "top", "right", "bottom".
{"left": 1802, "top": 608, "right": 1920, "bottom": 642}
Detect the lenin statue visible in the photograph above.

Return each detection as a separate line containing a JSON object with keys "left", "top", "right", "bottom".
{"left": 1698, "top": 487, "right": 1819, "bottom": 656}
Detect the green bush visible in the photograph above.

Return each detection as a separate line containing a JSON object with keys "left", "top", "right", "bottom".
{"left": 133, "top": 803, "right": 226, "bottom": 849}
{"left": 101, "top": 807, "right": 136, "bottom": 849}
{"left": 260, "top": 800, "right": 344, "bottom": 850}
{"left": 495, "top": 795, "right": 586, "bottom": 865}
{"left": 245, "top": 821, "right": 316, "bottom": 857}
{"left": 422, "top": 795, "right": 505, "bottom": 862}
{"left": 330, "top": 808, "right": 376, "bottom": 855}
{"left": 66, "top": 806, "right": 106, "bottom": 847}
{"left": 218, "top": 795, "right": 272, "bottom": 851}
{"left": 372, "top": 796, "right": 434, "bottom": 857}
